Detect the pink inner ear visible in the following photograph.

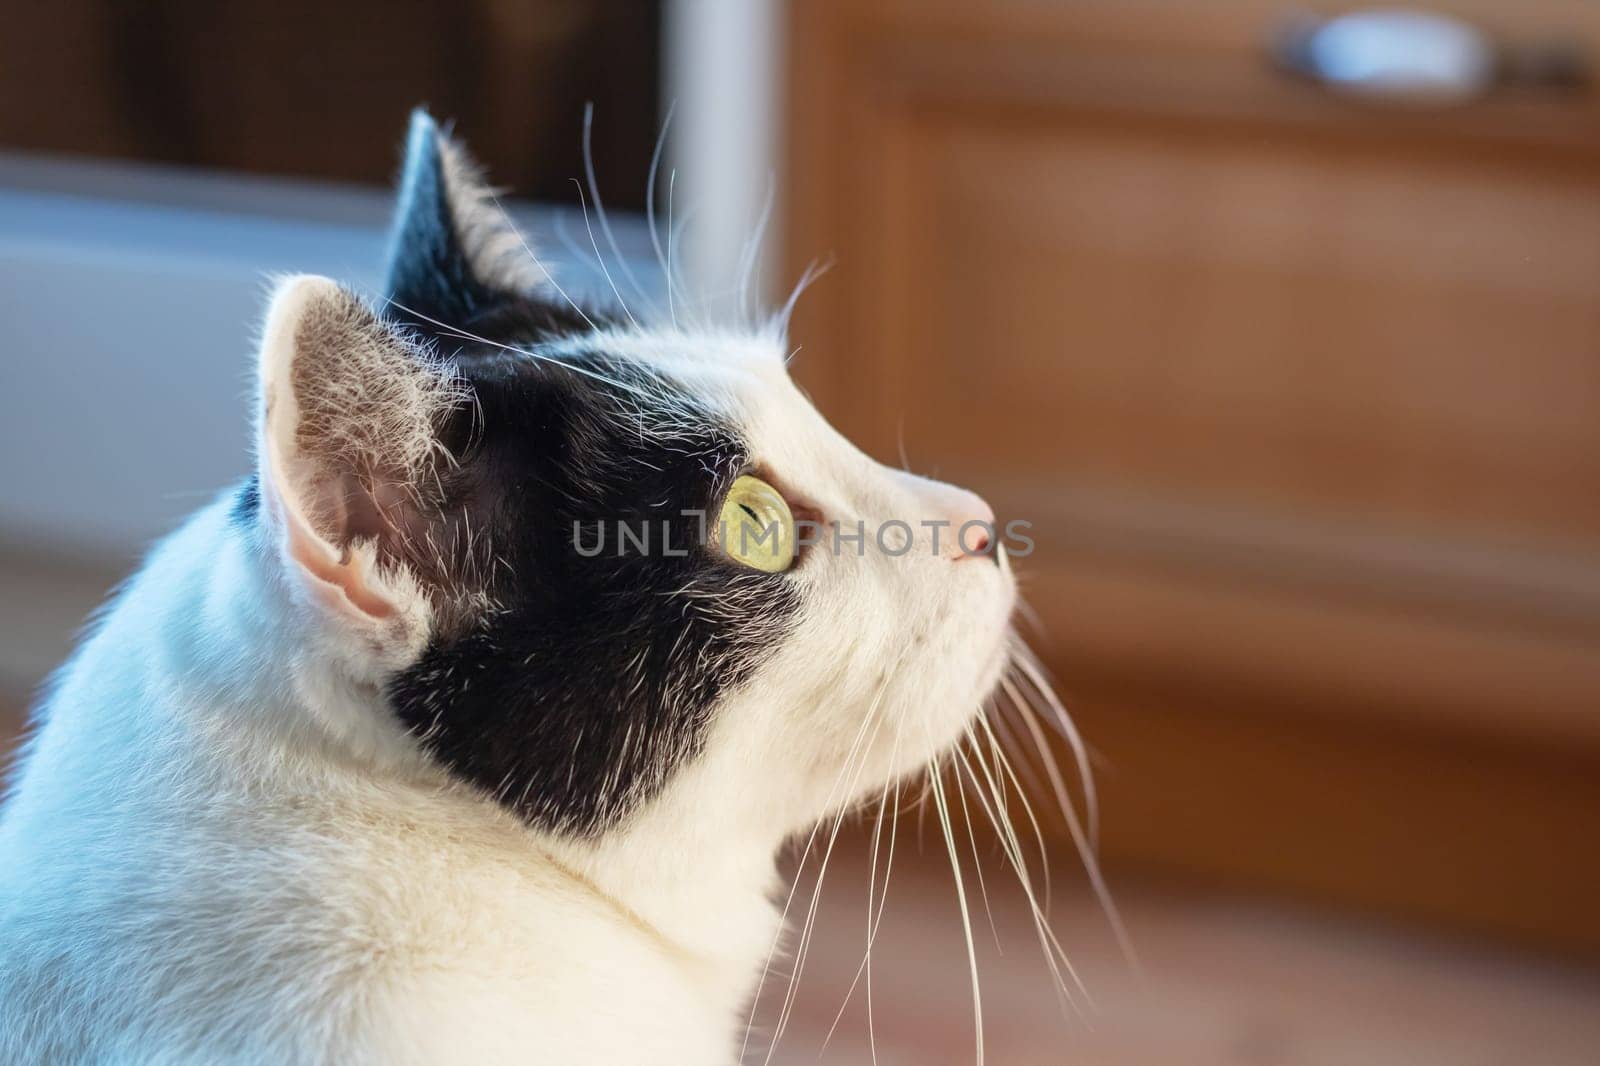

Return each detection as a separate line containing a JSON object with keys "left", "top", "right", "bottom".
{"left": 266, "top": 456, "right": 397, "bottom": 622}
{"left": 254, "top": 275, "right": 454, "bottom": 627}
{"left": 287, "top": 520, "right": 397, "bottom": 620}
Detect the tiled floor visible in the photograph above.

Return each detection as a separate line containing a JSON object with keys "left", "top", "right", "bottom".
{"left": 750, "top": 828, "right": 1600, "bottom": 1065}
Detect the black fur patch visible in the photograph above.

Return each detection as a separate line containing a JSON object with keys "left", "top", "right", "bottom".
{"left": 379, "top": 109, "right": 802, "bottom": 836}
{"left": 229, "top": 474, "right": 260, "bottom": 526}
{"left": 383, "top": 112, "right": 500, "bottom": 331}
{"left": 382, "top": 110, "right": 598, "bottom": 342}
{"left": 388, "top": 323, "right": 802, "bottom": 835}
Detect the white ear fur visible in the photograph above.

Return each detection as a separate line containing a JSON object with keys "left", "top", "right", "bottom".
{"left": 256, "top": 275, "right": 461, "bottom": 638}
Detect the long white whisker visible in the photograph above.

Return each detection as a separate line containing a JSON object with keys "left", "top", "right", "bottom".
{"left": 956, "top": 727, "right": 1002, "bottom": 951}
{"left": 1014, "top": 642, "right": 1100, "bottom": 850}
{"left": 1000, "top": 674, "right": 1071, "bottom": 906}
{"left": 744, "top": 653, "right": 906, "bottom": 1064}
{"left": 819, "top": 727, "right": 903, "bottom": 1057}
{"left": 645, "top": 100, "right": 676, "bottom": 288}
{"left": 1008, "top": 651, "right": 1137, "bottom": 970}
{"left": 737, "top": 811, "right": 828, "bottom": 1063}
{"left": 484, "top": 193, "right": 601, "bottom": 332}
{"left": 774, "top": 256, "right": 832, "bottom": 341}
{"left": 978, "top": 708, "right": 1055, "bottom": 912}
{"left": 668, "top": 197, "right": 699, "bottom": 328}
{"left": 865, "top": 769, "right": 898, "bottom": 1065}
{"left": 959, "top": 725, "right": 1093, "bottom": 1018}
{"left": 382, "top": 301, "right": 654, "bottom": 402}
{"left": 986, "top": 691, "right": 1052, "bottom": 824}
{"left": 550, "top": 208, "right": 599, "bottom": 279}
{"left": 956, "top": 739, "right": 1072, "bottom": 1011}
{"left": 581, "top": 102, "right": 651, "bottom": 305}
{"left": 930, "top": 761, "right": 984, "bottom": 1066}
{"left": 664, "top": 169, "right": 679, "bottom": 330}
{"left": 762, "top": 709, "right": 888, "bottom": 1065}
{"left": 570, "top": 178, "right": 640, "bottom": 331}
{"left": 736, "top": 173, "right": 777, "bottom": 325}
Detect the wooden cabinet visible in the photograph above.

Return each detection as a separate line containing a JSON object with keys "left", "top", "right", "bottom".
{"left": 0, "top": 1, "right": 662, "bottom": 207}
{"left": 787, "top": 0, "right": 1600, "bottom": 949}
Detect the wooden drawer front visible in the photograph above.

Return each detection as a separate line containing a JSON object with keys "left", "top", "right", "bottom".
{"left": 908, "top": 120, "right": 1600, "bottom": 545}
{"left": 788, "top": 0, "right": 1600, "bottom": 742}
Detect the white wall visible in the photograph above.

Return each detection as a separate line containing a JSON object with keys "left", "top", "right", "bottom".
{"left": 0, "top": 154, "right": 656, "bottom": 564}
{"left": 663, "top": 0, "right": 785, "bottom": 317}
{"left": 0, "top": 155, "right": 659, "bottom": 693}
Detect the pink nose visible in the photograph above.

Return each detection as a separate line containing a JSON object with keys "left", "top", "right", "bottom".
{"left": 930, "top": 485, "right": 995, "bottom": 560}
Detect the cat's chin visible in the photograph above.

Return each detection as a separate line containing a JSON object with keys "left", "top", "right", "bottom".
{"left": 870, "top": 627, "right": 1015, "bottom": 792}
{"left": 973, "top": 630, "right": 1012, "bottom": 704}
{"left": 960, "top": 566, "right": 1019, "bottom": 716}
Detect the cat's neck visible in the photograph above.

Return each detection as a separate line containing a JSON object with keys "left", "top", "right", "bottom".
{"left": 185, "top": 491, "right": 787, "bottom": 1001}
{"left": 540, "top": 741, "right": 790, "bottom": 1003}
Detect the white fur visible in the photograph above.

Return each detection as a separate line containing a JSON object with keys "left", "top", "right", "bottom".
{"left": 423, "top": 114, "right": 549, "bottom": 295}
{"left": 0, "top": 282, "right": 1014, "bottom": 1063}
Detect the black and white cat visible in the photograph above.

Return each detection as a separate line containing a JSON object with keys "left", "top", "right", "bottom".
{"left": 0, "top": 112, "right": 1025, "bottom": 1064}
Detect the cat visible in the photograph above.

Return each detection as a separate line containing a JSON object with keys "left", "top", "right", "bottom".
{"left": 0, "top": 110, "right": 1024, "bottom": 1064}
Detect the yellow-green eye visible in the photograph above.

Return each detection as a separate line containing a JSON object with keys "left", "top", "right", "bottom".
{"left": 718, "top": 474, "right": 796, "bottom": 573}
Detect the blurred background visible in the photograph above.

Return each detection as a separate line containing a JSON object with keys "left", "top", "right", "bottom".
{"left": 1, "top": 2, "right": 1598, "bottom": 1062}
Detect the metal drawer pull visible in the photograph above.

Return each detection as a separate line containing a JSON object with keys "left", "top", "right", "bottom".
{"left": 1273, "top": 9, "right": 1589, "bottom": 106}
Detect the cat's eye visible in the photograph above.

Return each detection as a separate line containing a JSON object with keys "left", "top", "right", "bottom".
{"left": 718, "top": 474, "right": 796, "bottom": 573}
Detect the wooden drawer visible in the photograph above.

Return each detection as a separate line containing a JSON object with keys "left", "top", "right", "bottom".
{"left": 787, "top": 0, "right": 1600, "bottom": 947}
{"left": 789, "top": 0, "right": 1600, "bottom": 737}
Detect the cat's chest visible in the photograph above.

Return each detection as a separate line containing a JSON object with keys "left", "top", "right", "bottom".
{"left": 3, "top": 768, "right": 740, "bottom": 1064}
{"left": 288, "top": 812, "right": 741, "bottom": 1063}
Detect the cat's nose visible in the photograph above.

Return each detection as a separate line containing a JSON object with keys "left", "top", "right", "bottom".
{"left": 928, "top": 485, "right": 996, "bottom": 561}
{"left": 890, "top": 471, "right": 999, "bottom": 561}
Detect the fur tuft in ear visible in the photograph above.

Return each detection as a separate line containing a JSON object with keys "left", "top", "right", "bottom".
{"left": 384, "top": 109, "right": 547, "bottom": 332}
{"left": 257, "top": 274, "right": 468, "bottom": 626}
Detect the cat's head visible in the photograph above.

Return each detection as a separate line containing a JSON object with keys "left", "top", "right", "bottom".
{"left": 249, "top": 111, "right": 1015, "bottom": 841}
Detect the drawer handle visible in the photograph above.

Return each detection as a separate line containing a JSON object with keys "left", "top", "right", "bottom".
{"left": 1273, "top": 9, "right": 1589, "bottom": 106}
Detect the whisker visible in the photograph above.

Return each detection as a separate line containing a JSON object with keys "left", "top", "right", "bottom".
{"left": 484, "top": 192, "right": 603, "bottom": 333}
{"left": 959, "top": 723, "right": 1094, "bottom": 1018}
{"left": 1008, "top": 647, "right": 1137, "bottom": 970}
{"left": 978, "top": 708, "right": 1054, "bottom": 910}
{"left": 665, "top": 169, "right": 680, "bottom": 330}
{"left": 744, "top": 652, "right": 906, "bottom": 1065}
{"left": 986, "top": 698, "right": 1052, "bottom": 829}
{"left": 866, "top": 769, "right": 899, "bottom": 1066}
{"left": 570, "top": 178, "right": 641, "bottom": 331}
{"left": 762, "top": 709, "right": 887, "bottom": 1065}
{"left": 819, "top": 727, "right": 903, "bottom": 1059}
{"left": 550, "top": 208, "right": 599, "bottom": 280}
{"left": 1013, "top": 640, "right": 1099, "bottom": 849}
{"left": 381, "top": 300, "right": 656, "bottom": 403}
{"left": 929, "top": 759, "right": 985, "bottom": 1066}
{"left": 1000, "top": 674, "right": 1072, "bottom": 905}
{"left": 668, "top": 196, "right": 700, "bottom": 329}
{"left": 581, "top": 102, "right": 651, "bottom": 305}
{"left": 956, "top": 726, "right": 1003, "bottom": 951}
{"left": 774, "top": 255, "right": 833, "bottom": 341}
{"left": 645, "top": 100, "right": 676, "bottom": 296}
{"left": 736, "top": 173, "right": 777, "bottom": 326}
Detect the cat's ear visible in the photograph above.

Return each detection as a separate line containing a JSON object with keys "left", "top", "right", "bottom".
{"left": 254, "top": 274, "right": 466, "bottom": 636}
{"left": 383, "top": 109, "right": 547, "bottom": 332}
